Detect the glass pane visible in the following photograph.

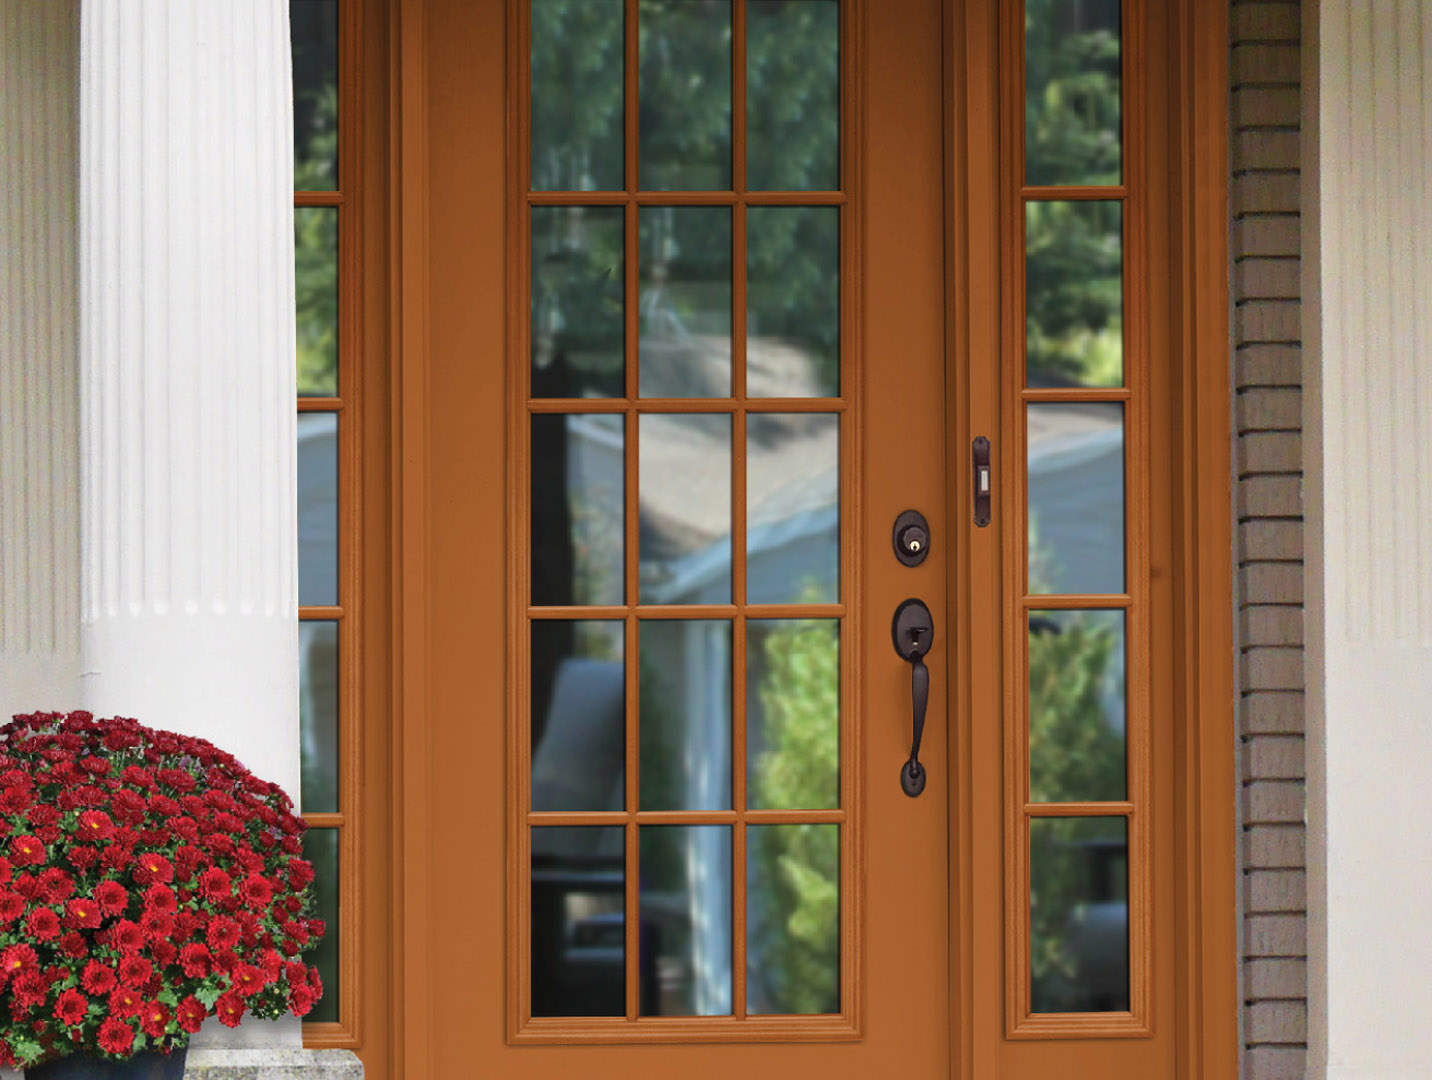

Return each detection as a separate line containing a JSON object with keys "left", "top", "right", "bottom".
{"left": 299, "top": 620, "right": 339, "bottom": 814}
{"left": 747, "top": 0, "right": 840, "bottom": 191}
{"left": 639, "top": 414, "right": 732, "bottom": 603}
{"left": 1026, "top": 200, "right": 1122, "bottom": 388}
{"left": 531, "top": 206, "right": 625, "bottom": 398}
{"left": 639, "top": 826, "right": 733, "bottom": 1016}
{"left": 298, "top": 412, "right": 338, "bottom": 607}
{"left": 747, "top": 414, "right": 839, "bottom": 604}
{"left": 1030, "top": 816, "right": 1129, "bottom": 1013}
{"left": 532, "top": 827, "right": 626, "bottom": 1017}
{"left": 531, "top": 0, "right": 625, "bottom": 191}
{"left": 295, "top": 206, "right": 338, "bottom": 396}
{"left": 639, "top": 207, "right": 733, "bottom": 398}
{"left": 531, "top": 621, "right": 625, "bottom": 812}
{"left": 1028, "top": 610, "right": 1126, "bottom": 803}
{"left": 1027, "top": 402, "right": 1124, "bottom": 595}
{"left": 1025, "top": 0, "right": 1121, "bottom": 186}
{"left": 747, "top": 207, "right": 839, "bottom": 397}
{"left": 747, "top": 824, "right": 839, "bottom": 1014}
{"left": 640, "top": 621, "right": 732, "bottom": 811}
{"left": 531, "top": 414, "right": 625, "bottom": 607}
{"left": 291, "top": 0, "right": 338, "bottom": 191}
{"left": 639, "top": 0, "right": 732, "bottom": 191}
{"left": 746, "top": 620, "right": 839, "bottom": 810}
{"left": 302, "top": 828, "right": 339, "bottom": 1023}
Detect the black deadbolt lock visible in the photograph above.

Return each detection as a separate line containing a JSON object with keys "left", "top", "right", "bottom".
{"left": 892, "top": 509, "right": 930, "bottom": 567}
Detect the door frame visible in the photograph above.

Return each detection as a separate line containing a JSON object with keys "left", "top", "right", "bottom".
{"left": 382, "top": 0, "right": 1236, "bottom": 1076}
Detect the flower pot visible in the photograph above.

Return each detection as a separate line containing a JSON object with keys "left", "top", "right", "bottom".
{"left": 25, "top": 1047, "right": 187, "bottom": 1080}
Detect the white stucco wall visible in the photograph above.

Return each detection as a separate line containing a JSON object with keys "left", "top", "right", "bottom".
{"left": 1307, "top": 3, "right": 1432, "bottom": 1076}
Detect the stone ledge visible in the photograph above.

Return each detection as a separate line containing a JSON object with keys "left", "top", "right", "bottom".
{"left": 183, "top": 1050, "right": 362, "bottom": 1079}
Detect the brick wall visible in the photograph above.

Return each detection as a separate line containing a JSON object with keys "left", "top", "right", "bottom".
{"left": 1231, "top": 3, "right": 1307, "bottom": 1078}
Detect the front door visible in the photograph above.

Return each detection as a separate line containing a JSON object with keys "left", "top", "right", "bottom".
{"left": 409, "top": 0, "right": 1233, "bottom": 1076}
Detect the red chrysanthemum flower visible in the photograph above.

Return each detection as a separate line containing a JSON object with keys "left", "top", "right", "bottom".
{"left": 178, "top": 943, "right": 213, "bottom": 979}
{"left": 0, "top": 944, "right": 38, "bottom": 978}
{"left": 140, "top": 909, "right": 174, "bottom": 940}
{"left": 0, "top": 855, "right": 14, "bottom": 884}
{"left": 206, "top": 916, "right": 241, "bottom": 952}
{"left": 108, "top": 919, "right": 144, "bottom": 953}
{"left": 238, "top": 874, "right": 274, "bottom": 907}
{"left": 289, "top": 984, "right": 315, "bottom": 1017}
{"left": 230, "top": 964, "right": 266, "bottom": 997}
{"left": 117, "top": 954, "right": 152, "bottom": 987}
{"left": 65, "top": 845, "right": 100, "bottom": 872}
{"left": 176, "top": 995, "right": 206, "bottom": 1034}
{"left": 26, "top": 906, "right": 60, "bottom": 941}
{"left": 286, "top": 858, "right": 316, "bottom": 889}
{"left": 97, "top": 1016, "right": 134, "bottom": 1055}
{"left": 38, "top": 867, "right": 74, "bottom": 903}
{"left": 0, "top": 892, "right": 24, "bottom": 925}
{"left": 93, "top": 879, "right": 128, "bottom": 916}
{"left": 54, "top": 987, "right": 87, "bottom": 1027}
{"left": 107, "top": 985, "right": 143, "bottom": 1018}
{"left": 11, "top": 969, "right": 46, "bottom": 1007}
{"left": 76, "top": 810, "right": 114, "bottom": 840}
{"left": 133, "top": 853, "right": 173, "bottom": 886}
{"left": 197, "top": 867, "right": 231, "bottom": 902}
{"left": 81, "top": 960, "right": 117, "bottom": 995}
{"left": 7, "top": 835, "right": 44, "bottom": 866}
{"left": 150, "top": 939, "right": 177, "bottom": 967}
{"left": 64, "top": 897, "right": 101, "bottom": 929}
{"left": 143, "top": 884, "right": 177, "bottom": 914}
{"left": 59, "top": 931, "right": 87, "bottom": 959}
{"left": 214, "top": 991, "right": 245, "bottom": 1028}
{"left": 139, "top": 999, "right": 169, "bottom": 1039}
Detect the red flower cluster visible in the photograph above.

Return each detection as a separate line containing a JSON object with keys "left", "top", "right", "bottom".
{"left": 0, "top": 713, "right": 323, "bottom": 1067}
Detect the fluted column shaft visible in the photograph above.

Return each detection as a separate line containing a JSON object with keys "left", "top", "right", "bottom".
{"left": 78, "top": 1, "right": 300, "bottom": 805}
{"left": 0, "top": 1, "right": 81, "bottom": 722}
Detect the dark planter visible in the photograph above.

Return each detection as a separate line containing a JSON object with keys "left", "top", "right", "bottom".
{"left": 26, "top": 1047, "right": 186, "bottom": 1080}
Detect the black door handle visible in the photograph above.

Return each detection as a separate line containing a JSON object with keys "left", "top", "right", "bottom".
{"left": 892, "top": 598, "right": 934, "bottom": 797}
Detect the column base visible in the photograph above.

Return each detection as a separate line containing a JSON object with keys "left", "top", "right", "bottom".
{"left": 184, "top": 1049, "right": 362, "bottom": 1079}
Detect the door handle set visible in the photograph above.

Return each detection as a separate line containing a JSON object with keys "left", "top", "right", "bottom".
{"left": 892, "top": 598, "right": 933, "bottom": 798}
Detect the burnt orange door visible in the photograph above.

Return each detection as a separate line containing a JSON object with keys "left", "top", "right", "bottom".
{"left": 409, "top": 0, "right": 1233, "bottom": 1076}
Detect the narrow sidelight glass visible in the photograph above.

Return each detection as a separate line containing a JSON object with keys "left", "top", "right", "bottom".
{"left": 1024, "top": 0, "right": 1122, "bottom": 186}
{"left": 295, "top": 207, "right": 339, "bottom": 396}
{"left": 297, "top": 413, "right": 339, "bottom": 607}
{"left": 299, "top": 621, "right": 340, "bottom": 814}
{"left": 1029, "top": 816, "right": 1129, "bottom": 1013}
{"left": 1028, "top": 610, "right": 1126, "bottom": 803}
{"left": 531, "top": 206, "right": 625, "bottom": 398}
{"left": 639, "top": 0, "right": 732, "bottom": 191}
{"left": 640, "top": 621, "right": 732, "bottom": 812}
{"left": 747, "top": 0, "right": 840, "bottom": 191}
{"left": 531, "top": 621, "right": 625, "bottom": 812}
{"left": 638, "top": 826, "right": 734, "bottom": 1016}
{"left": 747, "top": 207, "right": 840, "bottom": 397}
{"left": 530, "top": 0, "right": 625, "bottom": 191}
{"left": 291, "top": 0, "right": 339, "bottom": 190}
{"left": 531, "top": 827, "right": 627, "bottom": 1017}
{"left": 747, "top": 824, "right": 840, "bottom": 1014}
{"left": 639, "top": 207, "right": 733, "bottom": 398}
{"left": 530, "top": 413, "right": 625, "bottom": 608}
{"left": 1025, "top": 200, "right": 1123, "bottom": 388}
{"left": 746, "top": 414, "right": 839, "bottom": 605}
{"left": 1027, "top": 402, "right": 1125, "bottom": 595}
{"left": 302, "top": 828, "right": 340, "bottom": 1023}
{"left": 746, "top": 620, "right": 840, "bottom": 811}
{"left": 639, "top": 414, "right": 732, "bottom": 603}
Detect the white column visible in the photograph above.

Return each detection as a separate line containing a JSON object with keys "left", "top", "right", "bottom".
{"left": 78, "top": 2, "right": 301, "bottom": 1047}
{"left": 1307, "top": 4, "right": 1432, "bottom": 1076}
{"left": 0, "top": 1, "right": 81, "bottom": 723}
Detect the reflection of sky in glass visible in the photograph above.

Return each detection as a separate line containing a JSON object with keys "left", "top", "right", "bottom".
{"left": 747, "top": 415, "right": 839, "bottom": 605}
{"left": 639, "top": 414, "right": 732, "bottom": 604}
{"left": 1027, "top": 403, "right": 1124, "bottom": 595}
{"left": 299, "top": 621, "right": 339, "bottom": 814}
{"left": 297, "top": 413, "right": 338, "bottom": 607}
{"left": 639, "top": 826, "right": 732, "bottom": 1016}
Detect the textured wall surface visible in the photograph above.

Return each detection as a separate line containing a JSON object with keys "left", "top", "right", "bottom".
{"left": 1232, "top": 3, "right": 1308, "bottom": 1079}
{"left": 0, "top": 0, "right": 81, "bottom": 721}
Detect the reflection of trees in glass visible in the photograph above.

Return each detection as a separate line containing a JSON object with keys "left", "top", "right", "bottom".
{"left": 1027, "top": 611, "right": 1123, "bottom": 804}
{"left": 750, "top": 617, "right": 839, "bottom": 1014}
{"left": 1025, "top": 0, "right": 1120, "bottom": 187}
{"left": 293, "top": 3, "right": 340, "bottom": 395}
{"left": 532, "top": 206, "right": 626, "bottom": 398}
{"left": 531, "top": 0, "right": 625, "bottom": 191}
{"left": 746, "top": 0, "right": 839, "bottom": 191}
{"left": 639, "top": 0, "right": 731, "bottom": 190}
{"left": 1025, "top": 200, "right": 1122, "bottom": 387}
{"left": 748, "top": 207, "right": 840, "bottom": 395}
{"left": 295, "top": 207, "right": 338, "bottom": 396}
